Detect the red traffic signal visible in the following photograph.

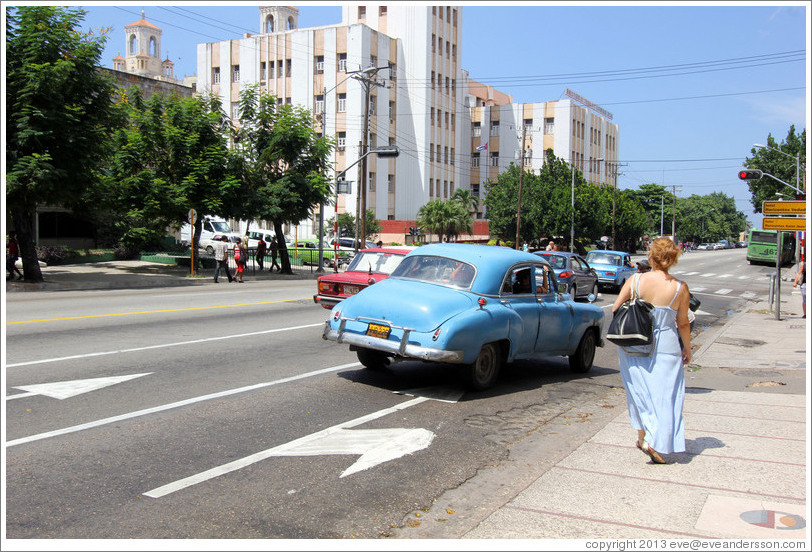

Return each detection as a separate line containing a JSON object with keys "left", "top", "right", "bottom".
{"left": 738, "top": 169, "right": 763, "bottom": 180}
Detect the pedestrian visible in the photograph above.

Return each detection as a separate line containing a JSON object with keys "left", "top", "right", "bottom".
{"left": 545, "top": 239, "right": 555, "bottom": 252}
{"left": 636, "top": 259, "right": 651, "bottom": 273}
{"left": 611, "top": 237, "right": 691, "bottom": 465}
{"left": 7, "top": 231, "right": 24, "bottom": 281}
{"left": 256, "top": 236, "right": 267, "bottom": 271}
{"left": 793, "top": 258, "right": 806, "bottom": 319}
{"left": 213, "top": 236, "right": 233, "bottom": 283}
{"left": 376, "top": 240, "right": 383, "bottom": 248}
{"left": 270, "top": 237, "right": 281, "bottom": 272}
{"left": 233, "top": 237, "right": 247, "bottom": 283}
{"left": 522, "top": 242, "right": 529, "bottom": 252}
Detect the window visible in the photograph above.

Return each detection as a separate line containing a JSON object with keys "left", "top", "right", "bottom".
{"left": 315, "top": 55, "right": 324, "bottom": 74}
{"left": 446, "top": 41, "right": 450, "bottom": 57}
{"left": 337, "top": 132, "right": 346, "bottom": 151}
{"left": 430, "top": 143, "right": 434, "bottom": 162}
{"left": 388, "top": 101, "right": 394, "bottom": 119}
{"left": 432, "top": 34, "right": 436, "bottom": 53}
{"left": 431, "top": 71, "right": 435, "bottom": 89}
{"left": 472, "top": 184, "right": 480, "bottom": 198}
{"left": 269, "top": 61, "right": 275, "bottom": 78}
{"left": 260, "top": 62, "right": 267, "bottom": 80}
{"left": 491, "top": 152, "right": 499, "bottom": 167}
{"left": 544, "top": 117, "right": 554, "bottom": 134}
{"left": 370, "top": 133, "right": 376, "bottom": 149}
{"left": 370, "top": 55, "right": 377, "bottom": 68}
{"left": 380, "top": 6, "right": 387, "bottom": 16}
{"left": 277, "top": 60, "right": 283, "bottom": 77}
{"left": 444, "top": 111, "right": 449, "bottom": 127}
{"left": 314, "top": 94, "right": 324, "bottom": 115}
{"left": 368, "top": 172, "right": 375, "bottom": 191}
{"left": 472, "top": 152, "right": 480, "bottom": 167}
{"left": 452, "top": 44, "right": 456, "bottom": 60}
{"left": 429, "top": 178, "right": 434, "bottom": 197}
{"left": 388, "top": 62, "right": 396, "bottom": 80}
{"left": 444, "top": 181, "right": 448, "bottom": 197}
{"left": 450, "top": 148, "right": 455, "bottom": 165}
{"left": 451, "top": 114, "right": 455, "bottom": 130}
{"left": 285, "top": 59, "right": 291, "bottom": 76}
{"left": 232, "top": 65, "right": 240, "bottom": 82}
{"left": 129, "top": 34, "right": 136, "bottom": 55}
{"left": 490, "top": 121, "right": 499, "bottom": 136}
{"left": 388, "top": 174, "right": 394, "bottom": 192}
{"left": 358, "top": 6, "right": 366, "bottom": 19}
{"left": 473, "top": 122, "right": 481, "bottom": 137}
{"left": 436, "top": 145, "right": 441, "bottom": 163}
{"left": 524, "top": 119, "right": 533, "bottom": 133}
{"left": 524, "top": 152, "right": 532, "bottom": 167}
{"left": 212, "top": 67, "right": 221, "bottom": 84}
{"left": 337, "top": 93, "right": 346, "bottom": 112}
{"left": 338, "top": 53, "right": 347, "bottom": 72}
{"left": 231, "top": 104, "right": 240, "bottom": 119}
{"left": 444, "top": 146, "right": 448, "bottom": 164}
{"left": 285, "top": 97, "right": 291, "bottom": 104}
{"left": 369, "top": 97, "right": 376, "bottom": 115}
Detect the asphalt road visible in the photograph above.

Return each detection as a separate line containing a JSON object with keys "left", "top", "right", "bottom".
{"left": 4, "top": 248, "right": 787, "bottom": 539}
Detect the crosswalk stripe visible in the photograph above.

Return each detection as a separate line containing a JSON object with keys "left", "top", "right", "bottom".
{"left": 684, "top": 271, "right": 700, "bottom": 276}
{"left": 718, "top": 274, "right": 731, "bottom": 278}
{"left": 701, "top": 273, "right": 716, "bottom": 278}
{"left": 737, "top": 275, "right": 749, "bottom": 279}
{"left": 691, "top": 287, "right": 706, "bottom": 292}
{"left": 715, "top": 288, "right": 732, "bottom": 295}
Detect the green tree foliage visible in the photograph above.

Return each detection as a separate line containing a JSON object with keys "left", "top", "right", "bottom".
{"left": 101, "top": 88, "right": 238, "bottom": 266}
{"left": 417, "top": 199, "right": 472, "bottom": 243}
{"left": 743, "top": 125, "right": 806, "bottom": 212}
{"left": 675, "top": 193, "right": 747, "bottom": 243}
{"left": 628, "top": 184, "right": 674, "bottom": 235}
{"left": 6, "top": 6, "right": 123, "bottom": 281}
{"left": 324, "top": 209, "right": 380, "bottom": 240}
{"left": 231, "top": 85, "right": 333, "bottom": 273}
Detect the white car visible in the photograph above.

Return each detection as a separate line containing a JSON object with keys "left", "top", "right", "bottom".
{"left": 695, "top": 243, "right": 712, "bottom": 250}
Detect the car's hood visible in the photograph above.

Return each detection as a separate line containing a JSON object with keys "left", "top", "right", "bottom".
{"left": 334, "top": 278, "right": 474, "bottom": 332}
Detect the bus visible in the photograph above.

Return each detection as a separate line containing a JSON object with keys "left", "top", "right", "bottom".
{"left": 746, "top": 229, "right": 796, "bottom": 266}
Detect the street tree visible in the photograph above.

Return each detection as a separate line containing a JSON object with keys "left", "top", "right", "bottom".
{"left": 743, "top": 125, "right": 806, "bottom": 212}
{"left": 231, "top": 85, "right": 333, "bottom": 274}
{"left": 101, "top": 89, "right": 238, "bottom": 266}
{"left": 6, "top": 6, "right": 123, "bottom": 281}
{"left": 417, "top": 199, "right": 472, "bottom": 243}
{"left": 324, "top": 209, "right": 380, "bottom": 240}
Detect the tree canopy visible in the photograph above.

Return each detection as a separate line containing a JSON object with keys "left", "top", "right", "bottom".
{"left": 743, "top": 125, "right": 806, "bottom": 212}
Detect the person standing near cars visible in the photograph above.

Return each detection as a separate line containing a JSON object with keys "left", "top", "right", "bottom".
{"left": 213, "top": 236, "right": 233, "bottom": 283}
{"left": 269, "top": 237, "right": 281, "bottom": 272}
{"left": 7, "top": 231, "right": 24, "bottom": 281}
{"left": 233, "top": 237, "right": 247, "bottom": 282}
{"left": 793, "top": 258, "right": 806, "bottom": 319}
{"left": 255, "top": 236, "right": 267, "bottom": 272}
{"left": 611, "top": 237, "right": 691, "bottom": 465}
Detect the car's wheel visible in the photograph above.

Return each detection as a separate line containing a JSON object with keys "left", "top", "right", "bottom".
{"left": 587, "top": 283, "right": 599, "bottom": 303}
{"left": 322, "top": 257, "right": 333, "bottom": 269}
{"left": 357, "top": 348, "right": 388, "bottom": 370}
{"left": 569, "top": 330, "right": 596, "bottom": 373}
{"left": 206, "top": 245, "right": 215, "bottom": 255}
{"left": 464, "top": 342, "right": 502, "bottom": 391}
{"left": 569, "top": 284, "right": 577, "bottom": 299}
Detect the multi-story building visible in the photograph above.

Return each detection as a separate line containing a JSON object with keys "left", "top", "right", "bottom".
{"left": 194, "top": 5, "right": 618, "bottom": 244}
{"left": 468, "top": 86, "right": 619, "bottom": 211}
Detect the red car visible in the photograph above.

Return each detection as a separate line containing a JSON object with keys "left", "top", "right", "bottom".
{"left": 313, "top": 246, "right": 416, "bottom": 309}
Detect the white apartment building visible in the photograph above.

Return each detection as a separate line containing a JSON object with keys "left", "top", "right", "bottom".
{"left": 195, "top": 5, "right": 471, "bottom": 241}
{"left": 193, "top": 5, "right": 618, "bottom": 242}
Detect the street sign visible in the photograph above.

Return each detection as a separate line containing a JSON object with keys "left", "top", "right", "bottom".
{"left": 188, "top": 208, "right": 197, "bottom": 224}
{"left": 762, "top": 200, "right": 806, "bottom": 215}
{"left": 762, "top": 217, "right": 807, "bottom": 231}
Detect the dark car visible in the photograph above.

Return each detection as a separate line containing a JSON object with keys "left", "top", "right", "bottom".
{"left": 534, "top": 251, "right": 599, "bottom": 302}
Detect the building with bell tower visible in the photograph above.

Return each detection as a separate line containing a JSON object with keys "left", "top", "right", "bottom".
{"left": 112, "top": 10, "right": 181, "bottom": 84}
{"left": 259, "top": 6, "right": 298, "bottom": 33}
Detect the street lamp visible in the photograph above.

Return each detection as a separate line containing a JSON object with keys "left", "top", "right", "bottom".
{"left": 753, "top": 143, "right": 802, "bottom": 194}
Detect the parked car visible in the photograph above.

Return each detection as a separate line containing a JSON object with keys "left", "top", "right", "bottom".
{"left": 313, "top": 246, "right": 417, "bottom": 309}
{"left": 695, "top": 243, "right": 712, "bottom": 250}
{"left": 712, "top": 242, "right": 726, "bottom": 250}
{"left": 322, "top": 243, "right": 605, "bottom": 390}
{"left": 717, "top": 239, "right": 733, "bottom": 249}
{"left": 201, "top": 233, "right": 239, "bottom": 255}
{"left": 245, "top": 229, "right": 290, "bottom": 249}
{"left": 534, "top": 251, "right": 599, "bottom": 302}
{"left": 328, "top": 237, "right": 378, "bottom": 256}
{"left": 584, "top": 250, "right": 636, "bottom": 292}
{"left": 289, "top": 238, "right": 347, "bottom": 268}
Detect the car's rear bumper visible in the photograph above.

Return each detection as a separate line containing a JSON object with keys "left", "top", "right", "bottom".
{"left": 322, "top": 320, "right": 464, "bottom": 363}
{"left": 313, "top": 294, "right": 342, "bottom": 309}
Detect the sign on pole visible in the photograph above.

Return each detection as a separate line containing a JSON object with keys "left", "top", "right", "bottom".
{"left": 762, "top": 201, "right": 806, "bottom": 215}
{"left": 188, "top": 209, "right": 197, "bottom": 276}
{"left": 762, "top": 217, "right": 807, "bottom": 232}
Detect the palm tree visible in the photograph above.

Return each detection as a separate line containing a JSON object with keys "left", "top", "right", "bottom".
{"left": 418, "top": 199, "right": 474, "bottom": 243}
{"left": 451, "top": 188, "right": 479, "bottom": 214}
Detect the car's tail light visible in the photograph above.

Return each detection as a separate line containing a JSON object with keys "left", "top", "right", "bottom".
{"left": 559, "top": 271, "right": 572, "bottom": 279}
{"left": 367, "top": 277, "right": 376, "bottom": 285}
{"left": 477, "top": 297, "right": 487, "bottom": 309}
{"left": 432, "top": 328, "right": 441, "bottom": 341}
{"left": 606, "top": 271, "right": 616, "bottom": 276}
{"left": 333, "top": 309, "right": 341, "bottom": 321}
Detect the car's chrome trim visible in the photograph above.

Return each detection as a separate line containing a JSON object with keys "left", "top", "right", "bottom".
{"left": 322, "top": 320, "right": 464, "bottom": 363}
{"left": 314, "top": 294, "right": 342, "bottom": 306}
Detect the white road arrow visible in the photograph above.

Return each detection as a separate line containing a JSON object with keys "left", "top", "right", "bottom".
{"left": 7, "top": 373, "right": 151, "bottom": 401}
{"left": 144, "top": 392, "right": 457, "bottom": 498}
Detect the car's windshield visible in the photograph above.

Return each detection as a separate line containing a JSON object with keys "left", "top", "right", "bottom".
{"left": 586, "top": 253, "right": 620, "bottom": 266}
{"left": 541, "top": 254, "right": 567, "bottom": 270}
{"left": 210, "top": 221, "right": 232, "bottom": 233}
{"left": 347, "top": 251, "right": 405, "bottom": 274}
{"left": 392, "top": 255, "right": 476, "bottom": 288}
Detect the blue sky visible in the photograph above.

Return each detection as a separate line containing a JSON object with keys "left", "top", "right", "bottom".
{"left": 56, "top": 2, "right": 811, "bottom": 229}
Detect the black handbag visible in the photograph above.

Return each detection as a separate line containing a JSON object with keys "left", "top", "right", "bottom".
{"left": 689, "top": 293, "right": 701, "bottom": 312}
{"left": 606, "top": 274, "right": 654, "bottom": 347}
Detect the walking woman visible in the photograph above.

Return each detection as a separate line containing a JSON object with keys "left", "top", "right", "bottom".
{"left": 611, "top": 237, "right": 692, "bottom": 464}
{"left": 233, "top": 237, "right": 247, "bottom": 283}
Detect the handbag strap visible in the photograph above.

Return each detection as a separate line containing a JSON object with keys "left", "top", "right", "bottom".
{"left": 631, "top": 273, "right": 641, "bottom": 301}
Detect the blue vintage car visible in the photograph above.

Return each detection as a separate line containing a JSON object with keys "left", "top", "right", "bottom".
{"left": 322, "top": 243, "right": 604, "bottom": 390}
{"left": 584, "top": 249, "right": 636, "bottom": 292}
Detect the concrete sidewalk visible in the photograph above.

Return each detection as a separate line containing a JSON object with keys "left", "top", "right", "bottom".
{"left": 393, "top": 294, "right": 808, "bottom": 542}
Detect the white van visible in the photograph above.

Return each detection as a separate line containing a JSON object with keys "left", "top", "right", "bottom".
{"left": 245, "top": 229, "right": 291, "bottom": 249}
{"left": 180, "top": 216, "right": 240, "bottom": 248}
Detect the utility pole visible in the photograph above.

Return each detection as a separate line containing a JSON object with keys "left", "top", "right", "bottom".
{"left": 670, "top": 184, "right": 683, "bottom": 243}
{"left": 351, "top": 65, "right": 388, "bottom": 252}
{"left": 316, "top": 86, "right": 327, "bottom": 272}
{"left": 515, "top": 121, "right": 527, "bottom": 249}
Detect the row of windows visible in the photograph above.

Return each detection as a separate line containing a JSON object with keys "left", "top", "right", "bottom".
{"left": 428, "top": 178, "right": 456, "bottom": 200}
{"left": 430, "top": 72, "right": 456, "bottom": 94}
{"left": 471, "top": 152, "right": 501, "bottom": 168}
{"left": 432, "top": 6, "right": 458, "bottom": 26}
{"left": 365, "top": 172, "right": 397, "bottom": 193}
{"left": 431, "top": 34, "right": 457, "bottom": 60}
{"left": 430, "top": 108, "right": 456, "bottom": 129}
{"left": 472, "top": 118, "right": 557, "bottom": 137}
{"left": 217, "top": 54, "right": 395, "bottom": 84}
{"left": 429, "top": 144, "right": 456, "bottom": 165}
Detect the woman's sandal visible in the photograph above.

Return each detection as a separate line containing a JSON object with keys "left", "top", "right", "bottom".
{"left": 636, "top": 440, "right": 667, "bottom": 464}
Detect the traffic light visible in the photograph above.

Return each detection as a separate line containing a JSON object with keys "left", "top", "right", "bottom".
{"left": 738, "top": 169, "right": 763, "bottom": 180}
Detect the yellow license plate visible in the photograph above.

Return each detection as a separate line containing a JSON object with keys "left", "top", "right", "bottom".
{"left": 366, "top": 323, "right": 391, "bottom": 339}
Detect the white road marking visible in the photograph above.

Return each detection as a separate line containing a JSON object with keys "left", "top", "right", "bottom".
{"left": 738, "top": 275, "right": 750, "bottom": 279}
{"left": 684, "top": 271, "right": 700, "bottom": 276}
{"left": 5, "top": 362, "right": 360, "bottom": 448}
{"left": 691, "top": 287, "right": 706, "bottom": 292}
{"left": 5, "top": 322, "right": 324, "bottom": 368}
{"left": 715, "top": 289, "right": 733, "bottom": 295}
{"left": 718, "top": 274, "right": 731, "bottom": 278}
{"left": 7, "top": 373, "right": 151, "bottom": 401}
{"left": 701, "top": 273, "right": 716, "bottom": 278}
{"left": 740, "top": 291, "right": 757, "bottom": 299}
{"left": 144, "top": 396, "right": 431, "bottom": 498}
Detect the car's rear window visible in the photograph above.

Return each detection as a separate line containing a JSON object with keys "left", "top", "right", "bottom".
{"left": 392, "top": 255, "right": 476, "bottom": 288}
{"left": 347, "top": 251, "right": 405, "bottom": 274}
{"left": 586, "top": 253, "right": 620, "bottom": 266}
{"left": 541, "top": 254, "right": 567, "bottom": 270}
